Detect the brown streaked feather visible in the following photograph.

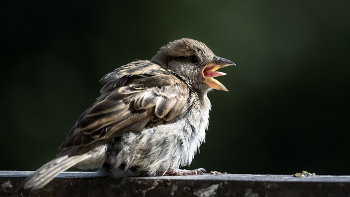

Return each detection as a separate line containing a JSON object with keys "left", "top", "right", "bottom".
{"left": 59, "top": 60, "right": 191, "bottom": 152}
{"left": 99, "top": 60, "right": 168, "bottom": 93}
{"left": 155, "top": 97, "right": 177, "bottom": 119}
{"left": 164, "top": 98, "right": 188, "bottom": 121}
{"left": 133, "top": 91, "right": 157, "bottom": 110}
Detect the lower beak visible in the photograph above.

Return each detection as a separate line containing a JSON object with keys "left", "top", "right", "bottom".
{"left": 203, "top": 56, "right": 235, "bottom": 91}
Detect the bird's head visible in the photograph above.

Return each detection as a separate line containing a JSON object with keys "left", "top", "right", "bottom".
{"left": 151, "top": 38, "right": 235, "bottom": 93}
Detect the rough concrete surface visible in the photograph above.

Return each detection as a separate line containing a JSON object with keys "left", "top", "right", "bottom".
{"left": 1, "top": 171, "right": 350, "bottom": 197}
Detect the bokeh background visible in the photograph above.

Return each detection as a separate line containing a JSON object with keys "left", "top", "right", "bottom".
{"left": 1, "top": 1, "right": 350, "bottom": 175}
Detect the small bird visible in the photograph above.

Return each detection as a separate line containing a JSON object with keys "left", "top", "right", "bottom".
{"left": 18, "top": 38, "right": 235, "bottom": 190}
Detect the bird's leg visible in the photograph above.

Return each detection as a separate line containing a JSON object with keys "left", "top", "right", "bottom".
{"left": 163, "top": 168, "right": 206, "bottom": 176}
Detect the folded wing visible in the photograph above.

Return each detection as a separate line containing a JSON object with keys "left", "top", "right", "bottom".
{"left": 59, "top": 61, "right": 190, "bottom": 155}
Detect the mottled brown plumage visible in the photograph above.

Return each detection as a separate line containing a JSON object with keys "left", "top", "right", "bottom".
{"left": 17, "top": 38, "right": 234, "bottom": 191}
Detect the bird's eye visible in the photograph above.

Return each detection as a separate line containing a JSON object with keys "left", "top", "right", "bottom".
{"left": 188, "top": 55, "right": 199, "bottom": 64}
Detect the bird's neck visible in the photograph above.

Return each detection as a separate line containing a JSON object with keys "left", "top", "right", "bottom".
{"left": 193, "top": 90, "right": 211, "bottom": 113}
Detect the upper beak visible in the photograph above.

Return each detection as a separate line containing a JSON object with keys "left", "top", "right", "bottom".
{"left": 203, "top": 56, "right": 235, "bottom": 91}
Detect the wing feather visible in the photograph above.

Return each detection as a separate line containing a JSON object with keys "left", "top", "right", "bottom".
{"left": 155, "top": 97, "right": 177, "bottom": 118}
{"left": 59, "top": 60, "right": 191, "bottom": 154}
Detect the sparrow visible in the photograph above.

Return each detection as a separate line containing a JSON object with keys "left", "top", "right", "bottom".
{"left": 17, "top": 38, "right": 235, "bottom": 191}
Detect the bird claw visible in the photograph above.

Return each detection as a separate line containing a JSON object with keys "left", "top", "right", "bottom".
{"left": 165, "top": 168, "right": 206, "bottom": 176}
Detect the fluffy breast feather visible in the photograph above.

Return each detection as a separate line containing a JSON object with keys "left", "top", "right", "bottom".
{"left": 110, "top": 92, "right": 211, "bottom": 176}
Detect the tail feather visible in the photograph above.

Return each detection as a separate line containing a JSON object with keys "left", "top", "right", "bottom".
{"left": 17, "top": 154, "right": 89, "bottom": 191}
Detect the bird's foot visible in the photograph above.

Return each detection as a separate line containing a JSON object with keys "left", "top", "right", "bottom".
{"left": 165, "top": 168, "right": 206, "bottom": 176}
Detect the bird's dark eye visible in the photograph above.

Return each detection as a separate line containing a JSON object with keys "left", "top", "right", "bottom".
{"left": 188, "top": 55, "right": 199, "bottom": 64}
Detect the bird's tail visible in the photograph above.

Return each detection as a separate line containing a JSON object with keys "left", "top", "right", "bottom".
{"left": 16, "top": 154, "right": 89, "bottom": 191}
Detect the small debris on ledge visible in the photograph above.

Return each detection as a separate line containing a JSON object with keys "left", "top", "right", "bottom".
{"left": 209, "top": 171, "right": 228, "bottom": 175}
{"left": 293, "top": 171, "right": 316, "bottom": 177}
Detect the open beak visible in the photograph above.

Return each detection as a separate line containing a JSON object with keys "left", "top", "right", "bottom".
{"left": 202, "top": 56, "right": 235, "bottom": 91}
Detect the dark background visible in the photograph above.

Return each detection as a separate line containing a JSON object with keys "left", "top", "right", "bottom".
{"left": 1, "top": 1, "right": 350, "bottom": 175}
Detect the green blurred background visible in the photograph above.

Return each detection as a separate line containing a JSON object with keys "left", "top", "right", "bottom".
{"left": 1, "top": 1, "right": 350, "bottom": 175}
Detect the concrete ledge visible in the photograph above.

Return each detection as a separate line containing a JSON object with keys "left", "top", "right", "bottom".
{"left": 1, "top": 171, "right": 350, "bottom": 197}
